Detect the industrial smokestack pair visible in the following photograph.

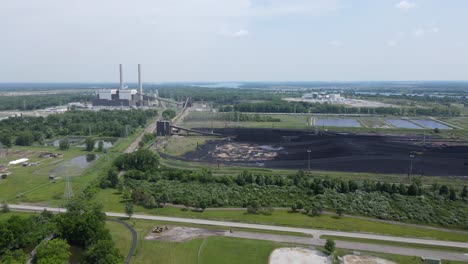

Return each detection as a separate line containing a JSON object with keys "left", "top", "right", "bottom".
{"left": 119, "top": 64, "right": 143, "bottom": 96}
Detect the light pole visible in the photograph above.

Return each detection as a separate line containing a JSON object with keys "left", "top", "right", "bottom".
{"left": 307, "top": 150, "right": 311, "bottom": 170}
{"left": 408, "top": 153, "right": 415, "bottom": 179}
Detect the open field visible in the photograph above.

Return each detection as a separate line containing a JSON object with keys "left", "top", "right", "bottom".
{"left": 108, "top": 218, "right": 288, "bottom": 264}
{"left": 1, "top": 125, "right": 145, "bottom": 205}
{"left": 105, "top": 221, "right": 133, "bottom": 262}
{"left": 93, "top": 191, "right": 468, "bottom": 242}
{"left": 162, "top": 135, "right": 215, "bottom": 156}
{"left": 321, "top": 235, "right": 468, "bottom": 254}
{"left": 0, "top": 146, "right": 90, "bottom": 204}
{"left": 106, "top": 218, "right": 465, "bottom": 264}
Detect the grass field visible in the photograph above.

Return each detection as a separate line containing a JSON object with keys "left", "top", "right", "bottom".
{"left": 106, "top": 218, "right": 465, "bottom": 264}
{"left": 162, "top": 136, "right": 215, "bottom": 156}
{"left": 183, "top": 112, "right": 310, "bottom": 130}
{"left": 199, "top": 236, "right": 284, "bottom": 264}
{"left": 322, "top": 235, "right": 468, "bottom": 253}
{"left": 105, "top": 221, "right": 133, "bottom": 261}
{"left": 94, "top": 190, "right": 468, "bottom": 242}
{"left": 108, "top": 218, "right": 288, "bottom": 264}
{"left": 0, "top": 146, "right": 87, "bottom": 204}
{"left": 1, "top": 123, "right": 146, "bottom": 205}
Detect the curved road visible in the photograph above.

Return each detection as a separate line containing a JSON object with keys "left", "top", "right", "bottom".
{"left": 108, "top": 219, "right": 137, "bottom": 264}
{"left": 9, "top": 204, "right": 468, "bottom": 262}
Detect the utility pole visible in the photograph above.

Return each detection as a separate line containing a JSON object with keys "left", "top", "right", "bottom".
{"left": 307, "top": 150, "right": 311, "bottom": 170}
{"left": 408, "top": 153, "right": 414, "bottom": 179}
{"left": 64, "top": 175, "right": 73, "bottom": 200}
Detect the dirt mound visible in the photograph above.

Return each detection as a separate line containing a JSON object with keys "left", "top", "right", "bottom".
{"left": 144, "top": 226, "right": 224, "bottom": 242}
{"left": 343, "top": 255, "right": 397, "bottom": 264}
{"left": 269, "top": 248, "right": 331, "bottom": 264}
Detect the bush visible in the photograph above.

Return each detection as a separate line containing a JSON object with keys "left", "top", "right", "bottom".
{"left": 85, "top": 138, "right": 95, "bottom": 151}
{"left": 324, "top": 239, "right": 335, "bottom": 255}
{"left": 59, "top": 139, "right": 70, "bottom": 150}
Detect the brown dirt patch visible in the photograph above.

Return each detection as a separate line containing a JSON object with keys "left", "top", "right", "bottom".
{"left": 144, "top": 226, "right": 225, "bottom": 242}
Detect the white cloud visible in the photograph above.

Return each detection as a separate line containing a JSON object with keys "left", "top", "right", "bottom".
{"left": 387, "top": 40, "right": 398, "bottom": 47}
{"left": 396, "top": 0, "right": 416, "bottom": 11}
{"left": 221, "top": 29, "right": 249, "bottom": 37}
{"left": 329, "top": 40, "right": 342, "bottom": 47}
{"left": 413, "top": 27, "right": 439, "bottom": 36}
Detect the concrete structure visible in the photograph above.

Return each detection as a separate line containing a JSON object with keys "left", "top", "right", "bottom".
{"left": 156, "top": 121, "right": 171, "bottom": 136}
{"left": 93, "top": 64, "right": 148, "bottom": 107}
{"left": 9, "top": 158, "right": 29, "bottom": 165}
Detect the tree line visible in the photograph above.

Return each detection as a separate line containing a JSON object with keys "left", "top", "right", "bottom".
{"left": 219, "top": 100, "right": 462, "bottom": 116}
{"left": 0, "top": 94, "right": 94, "bottom": 111}
{"left": 100, "top": 150, "right": 468, "bottom": 229}
{"left": 156, "top": 87, "right": 291, "bottom": 104}
{"left": 0, "top": 200, "right": 121, "bottom": 263}
{"left": 0, "top": 109, "right": 157, "bottom": 147}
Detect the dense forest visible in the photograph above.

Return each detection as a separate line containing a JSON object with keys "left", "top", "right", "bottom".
{"left": 219, "top": 100, "right": 462, "bottom": 116}
{"left": 351, "top": 93, "right": 468, "bottom": 107}
{"left": 156, "top": 87, "right": 294, "bottom": 104}
{"left": 0, "top": 201, "right": 121, "bottom": 263}
{"left": 0, "top": 94, "right": 94, "bottom": 111}
{"left": 103, "top": 150, "right": 468, "bottom": 229}
{"left": 0, "top": 109, "right": 157, "bottom": 147}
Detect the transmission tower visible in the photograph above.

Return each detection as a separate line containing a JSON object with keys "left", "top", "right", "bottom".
{"left": 64, "top": 175, "right": 73, "bottom": 200}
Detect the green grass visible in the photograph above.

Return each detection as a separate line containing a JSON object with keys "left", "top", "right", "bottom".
{"left": 0, "top": 146, "right": 86, "bottom": 204}
{"left": 106, "top": 221, "right": 133, "bottom": 261}
{"left": 0, "top": 120, "right": 147, "bottom": 206}
{"left": 108, "top": 218, "right": 465, "bottom": 264}
{"left": 95, "top": 190, "right": 468, "bottom": 242}
{"left": 162, "top": 136, "right": 215, "bottom": 156}
{"left": 183, "top": 112, "right": 310, "bottom": 130}
{"left": 322, "top": 235, "right": 468, "bottom": 254}
{"left": 108, "top": 218, "right": 288, "bottom": 264}
{"left": 335, "top": 249, "right": 422, "bottom": 264}
{"left": 117, "top": 218, "right": 203, "bottom": 264}
{"left": 199, "top": 236, "right": 284, "bottom": 264}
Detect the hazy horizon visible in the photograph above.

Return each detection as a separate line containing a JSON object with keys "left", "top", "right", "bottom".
{"left": 2, "top": 0, "right": 468, "bottom": 82}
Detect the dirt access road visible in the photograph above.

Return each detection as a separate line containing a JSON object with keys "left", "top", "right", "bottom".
{"left": 124, "top": 117, "right": 157, "bottom": 153}
{"left": 8, "top": 204, "right": 468, "bottom": 262}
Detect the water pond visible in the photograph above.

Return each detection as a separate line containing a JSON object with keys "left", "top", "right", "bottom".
{"left": 411, "top": 119, "right": 452, "bottom": 129}
{"left": 315, "top": 118, "right": 361, "bottom": 127}
{"left": 386, "top": 119, "right": 422, "bottom": 129}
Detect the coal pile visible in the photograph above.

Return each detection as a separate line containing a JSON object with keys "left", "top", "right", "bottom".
{"left": 182, "top": 128, "right": 468, "bottom": 176}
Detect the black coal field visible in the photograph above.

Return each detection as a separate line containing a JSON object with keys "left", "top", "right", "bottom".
{"left": 179, "top": 128, "right": 468, "bottom": 176}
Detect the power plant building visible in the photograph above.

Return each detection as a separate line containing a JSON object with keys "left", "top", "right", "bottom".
{"left": 93, "top": 64, "right": 148, "bottom": 107}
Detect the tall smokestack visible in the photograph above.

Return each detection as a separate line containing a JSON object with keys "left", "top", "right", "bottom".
{"left": 119, "top": 64, "right": 124, "bottom": 90}
{"left": 138, "top": 64, "right": 143, "bottom": 96}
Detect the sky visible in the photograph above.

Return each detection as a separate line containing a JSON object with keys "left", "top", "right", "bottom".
{"left": 1, "top": 0, "right": 468, "bottom": 82}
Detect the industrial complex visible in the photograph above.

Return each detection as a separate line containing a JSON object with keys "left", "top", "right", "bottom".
{"left": 93, "top": 64, "right": 151, "bottom": 107}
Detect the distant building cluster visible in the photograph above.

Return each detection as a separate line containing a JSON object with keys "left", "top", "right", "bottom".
{"left": 302, "top": 92, "right": 343, "bottom": 102}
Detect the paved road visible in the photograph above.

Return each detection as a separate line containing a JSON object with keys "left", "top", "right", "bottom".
{"left": 203, "top": 206, "right": 468, "bottom": 235}
{"left": 225, "top": 231, "right": 468, "bottom": 262}
{"left": 9, "top": 204, "right": 468, "bottom": 261}
{"left": 108, "top": 219, "right": 137, "bottom": 264}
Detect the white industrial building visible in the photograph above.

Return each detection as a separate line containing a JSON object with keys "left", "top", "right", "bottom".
{"left": 93, "top": 64, "right": 147, "bottom": 107}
